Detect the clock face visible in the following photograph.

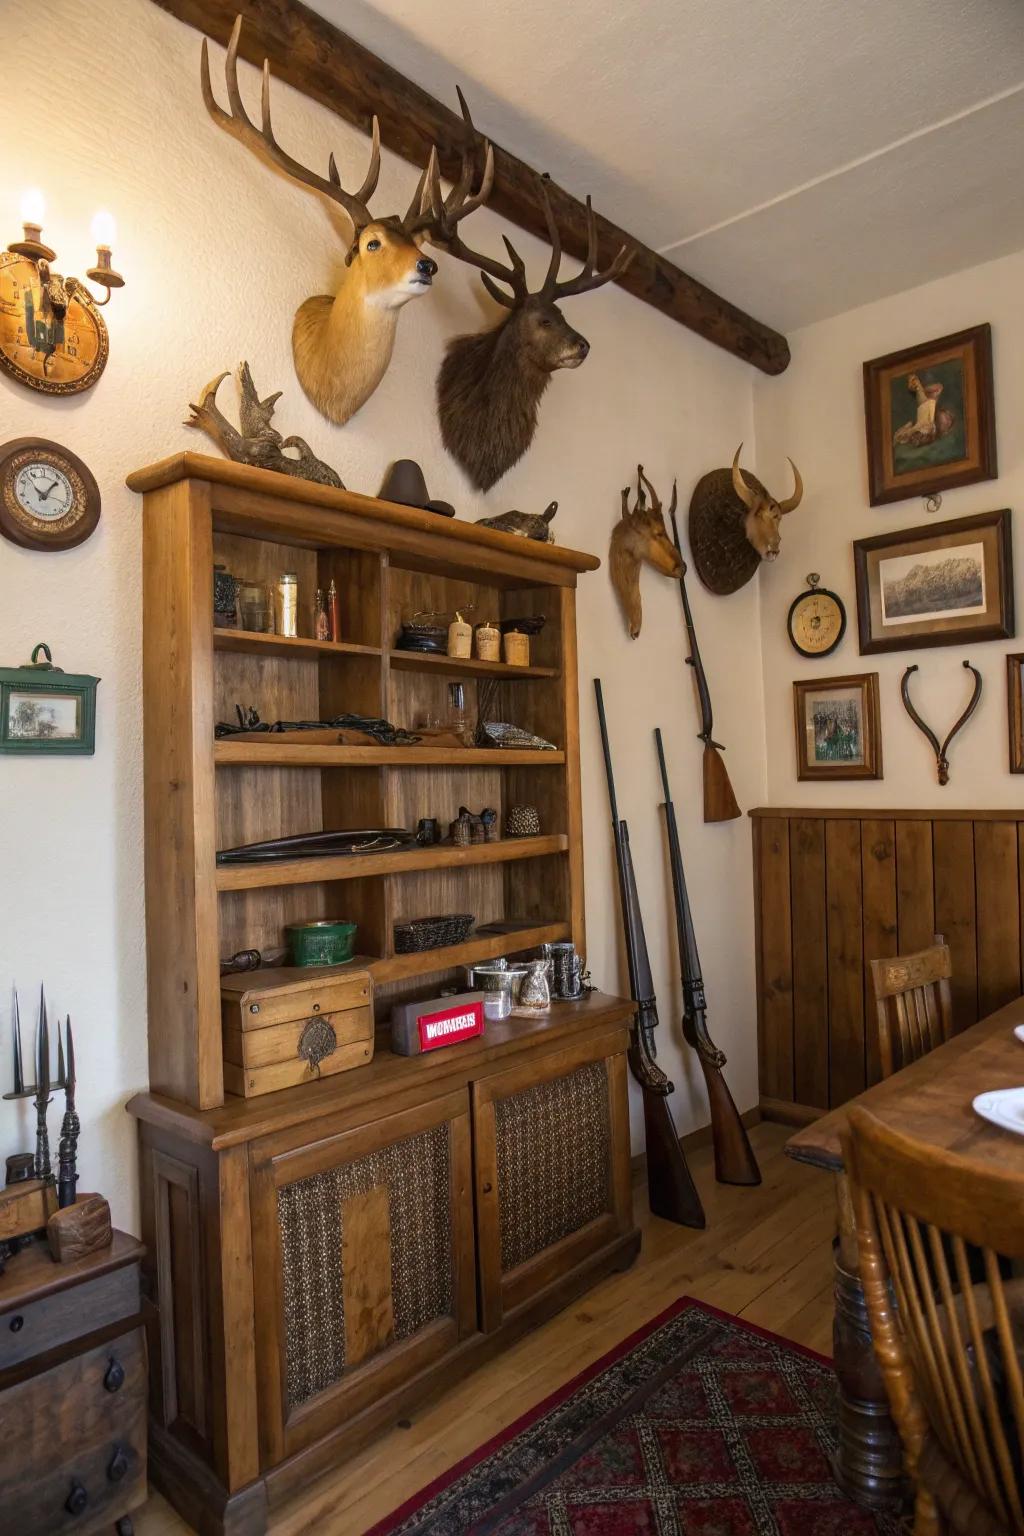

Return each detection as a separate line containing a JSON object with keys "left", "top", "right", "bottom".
{"left": 0, "top": 440, "right": 101, "bottom": 551}
{"left": 788, "top": 588, "right": 847, "bottom": 658}
{"left": 0, "top": 251, "right": 109, "bottom": 395}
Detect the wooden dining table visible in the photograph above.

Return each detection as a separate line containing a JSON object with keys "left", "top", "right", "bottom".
{"left": 786, "top": 993, "right": 1024, "bottom": 1513}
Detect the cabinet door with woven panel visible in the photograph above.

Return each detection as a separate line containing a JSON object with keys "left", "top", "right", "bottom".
{"left": 473, "top": 1033, "right": 633, "bottom": 1331}
{"left": 248, "top": 1090, "right": 476, "bottom": 1466}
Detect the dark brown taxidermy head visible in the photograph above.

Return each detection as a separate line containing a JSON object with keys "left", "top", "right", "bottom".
{"left": 435, "top": 176, "right": 633, "bottom": 490}
{"left": 610, "top": 467, "right": 683, "bottom": 638}
{"left": 689, "top": 444, "right": 804, "bottom": 595}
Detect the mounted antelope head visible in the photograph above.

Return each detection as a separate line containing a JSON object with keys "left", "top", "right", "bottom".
{"left": 201, "top": 17, "right": 493, "bottom": 426}
{"left": 610, "top": 467, "right": 683, "bottom": 639}
{"left": 689, "top": 444, "right": 805, "bottom": 595}
{"left": 435, "top": 176, "right": 633, "bottom": 490}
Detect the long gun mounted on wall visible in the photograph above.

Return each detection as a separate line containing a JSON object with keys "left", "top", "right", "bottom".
{"left": 594, "top": 680, "right": 705, "bottom": 1229}
{"left": 668, "top": 498, "right": 741, "bottom": 823}
{"left": 655, "top": 729, "right": 760, "bottom": 1186}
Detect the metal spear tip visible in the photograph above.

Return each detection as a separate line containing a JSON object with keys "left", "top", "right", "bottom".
{"left": 66, "top": 1016, "right": 76, "bottom": 1094}
{"left": 36, "top": 984, "right": 49, "bottom": 1097}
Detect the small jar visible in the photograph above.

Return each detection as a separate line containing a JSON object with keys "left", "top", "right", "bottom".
{"left": 475, "top": 620, "right": 500, "bottom": 662}
{"left": 483, "top": 977, "right": 514, "bottom": 1021}
{"left": 447, "top": 611, "right": 472, "bottom": 658}
{"left": 275, "top": 572, "right": 299, "bottom": 638}
{"left": 503, "top": 630, "right": 529, "bottom": 666}
{"left": 238, "top": 582, "right": 272, "bottom": 633}
{"left": 518, "top": 959, "right": 551, "bottom": 1010}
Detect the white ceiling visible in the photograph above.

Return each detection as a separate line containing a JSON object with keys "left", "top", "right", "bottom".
{"left": 307, "top": 0, "right": 1024, "bottom": 333}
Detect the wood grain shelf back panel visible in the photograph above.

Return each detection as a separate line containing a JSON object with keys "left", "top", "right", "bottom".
{"left": 753, "top": 807, "right": 1024, "bottom": 1118}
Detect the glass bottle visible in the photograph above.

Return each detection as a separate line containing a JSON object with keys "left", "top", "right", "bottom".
{"left": 518, "top": 959, "right": 551, "bottom": 1010}
{"left": 275, "top": 572, "right": 298, "bottom": 637}
{"left": 314, "top": 588, "right": 329, "bottom": 641}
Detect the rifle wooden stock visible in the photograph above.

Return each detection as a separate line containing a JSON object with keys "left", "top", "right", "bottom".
{"left": 655, "top": 728, "right": 760, "bottom": 1188}
{"left": 670, "top": 505, "right": 741, "bottom": 823}
{"left": 595, "top": 679, "right": 705, "bottom": 1229}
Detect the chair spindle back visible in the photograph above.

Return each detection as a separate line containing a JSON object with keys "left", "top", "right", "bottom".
{"left": 870, "top": 934, "right": 954, "bottom": 1080}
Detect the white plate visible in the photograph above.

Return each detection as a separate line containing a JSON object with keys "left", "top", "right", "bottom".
{"left": 973, "top": 1087, "right": 1024, "bottom": 1136}
{"left": 1014, "top": 1024, "right": 1024, "bottom": 1045}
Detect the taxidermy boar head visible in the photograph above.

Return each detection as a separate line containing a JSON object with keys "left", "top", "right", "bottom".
{"left": 201, "top": 18, "right": 493, "bottom": 426}
{"left": 688, "top": 444, "right": 804, "bottom": 595}
{"left": 610, "top": 467, "right": 684, "bottom": 639}
{"left": 435, "top": 177, "right": 634, "bottom": 490}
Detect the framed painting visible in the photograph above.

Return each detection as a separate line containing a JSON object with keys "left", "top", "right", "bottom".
{"left": 1008, "top": 654, "right": 1024, "bottom": 774}
{"left": 853, "top": 509, "right": 1013, "bottom": 655}
{"left": 793, "top": 672, "right": 882, "bottom": 781}
{"left": 0, "top": 645, "right": 99, "bottom": 755}
{"left": 863, "top": 324, "right": 996, "bottom": 506}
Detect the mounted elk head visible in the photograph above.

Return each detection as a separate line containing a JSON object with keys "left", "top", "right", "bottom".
{"left": 688, "top": 444, "right": 804, "bottom": 595}
{"left": 201, "top": 17, "right": 493, "bottom": 426}
{"left": 435, "top": 174, "right": 633, "bottom": 490}
{"left": 610, "top": 467, "right": 683, "bottom": 638}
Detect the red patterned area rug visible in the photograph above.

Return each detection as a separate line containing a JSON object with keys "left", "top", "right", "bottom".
{"left": 367, "top": 1297, "right": 904, "bottom": 1536}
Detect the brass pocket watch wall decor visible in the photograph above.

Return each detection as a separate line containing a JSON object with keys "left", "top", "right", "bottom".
{"left": 0, "top": 438, "right": 101, "bottom": 551}
{"left": 787, "top": 573, "right": 847, "bottom": 658}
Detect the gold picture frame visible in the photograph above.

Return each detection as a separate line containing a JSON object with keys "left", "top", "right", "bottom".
{"left": 793, "top": 672, "right": 882, "bottom": 781}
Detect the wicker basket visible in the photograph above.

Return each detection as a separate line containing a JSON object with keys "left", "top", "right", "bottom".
{"left": 394, "top": 913, "right": 475, "bottom": 954}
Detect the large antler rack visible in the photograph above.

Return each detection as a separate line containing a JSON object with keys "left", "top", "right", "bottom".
{"left": 201, "top": 15, "right": 494, "bottom": 247}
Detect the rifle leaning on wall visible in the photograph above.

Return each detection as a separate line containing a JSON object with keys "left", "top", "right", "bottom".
{"left": 668, "top": 495, "right": 741, "bottom": 823}
{"left": 655, "top": 727, "right": 760, "bottom": 1186}
{"left": 594, "top": 680, "right": 705, "bottom": 1229}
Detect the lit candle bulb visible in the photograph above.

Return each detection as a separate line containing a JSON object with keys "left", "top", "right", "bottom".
{"left": 90, "top": 208, "right": 116, "bottom": 252}
{"left": 85, "top": 209, "right": 125, "bottom": 300}
{"left": 9, "top": 188, "right": 54, "bottom": 260}
{"left": 20, "top": 188, "right": 46, "bottom": 231}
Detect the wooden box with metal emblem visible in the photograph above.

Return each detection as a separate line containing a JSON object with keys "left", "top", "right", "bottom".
{"left": 220, "top": 965, "right": 374, "bottom": 1098}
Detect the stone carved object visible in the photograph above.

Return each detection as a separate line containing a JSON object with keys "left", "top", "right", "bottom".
{"left": 609, "top": 467, "right": 683, "bottom": 638}
{"left": 689, "top": 444, "right": 804, "bottom": 595}
{"left": 476, "top": 500, "right": 557, "bottom": 541}
{"left": 186, "top": 363, "right": 343, "bottom": 487}
{"left": 437, "top": 172, "right": 633, "bottom": 490}
{"left": 201, "top": 19, "right": 493, "bottom": 425}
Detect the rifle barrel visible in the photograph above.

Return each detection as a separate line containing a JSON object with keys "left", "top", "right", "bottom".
{"left": 654, "top": 726, "right": 672, "bottom": 804}
{"left": 593, "top": 679, "right": 619, "bottom": 825}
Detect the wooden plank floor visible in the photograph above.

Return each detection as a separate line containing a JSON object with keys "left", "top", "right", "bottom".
{"left": 136, "top": 1122, "right": 835, "bottom": 1536}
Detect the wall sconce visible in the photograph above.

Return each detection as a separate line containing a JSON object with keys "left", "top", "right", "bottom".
{"left": 0, "top": 190, "right": 124, "bottom": 395}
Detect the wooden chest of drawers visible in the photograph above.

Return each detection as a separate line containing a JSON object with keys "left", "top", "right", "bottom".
{"left": 0, "top": 1232, "right": 146, "bottom": 1536}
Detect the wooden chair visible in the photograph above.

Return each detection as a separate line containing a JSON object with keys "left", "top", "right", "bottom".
{"left": 870, "top": 934, "right": 954, "bottom": 1079}
{"left": 842, "top": 1105, "right": 1024, "bottom": 1534}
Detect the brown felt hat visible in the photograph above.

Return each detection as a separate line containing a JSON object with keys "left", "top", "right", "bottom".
{"left": 378, "top": 459, "right": 455, "bottom": 518}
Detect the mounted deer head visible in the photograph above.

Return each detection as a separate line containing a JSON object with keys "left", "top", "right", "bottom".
{"left": 435, "top": 173, "right": 633, "bottom": 490}
{"left": 689, "top": 444, "right": 805, "bottom": 595}
{"left": 609, "top": 467, "right": 683, "bottom": 639}
{"left": 201, "top": 17, "right": 494, "bottom": 426}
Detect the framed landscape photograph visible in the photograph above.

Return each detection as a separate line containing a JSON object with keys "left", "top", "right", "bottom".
{"left": 793, "top": 672, "right": 882, "bottom": 781}
{"left": 863, "top": 324, "right": 996, "bottom": 505}
{"left": 853, "top": 509, "right": 1013, "bottom": 655}
{"left": 0, "top": 653, "right": 98, "bottom": 755}
{"left": 1008, "top": 654, "right": 1024, "bottom": 774}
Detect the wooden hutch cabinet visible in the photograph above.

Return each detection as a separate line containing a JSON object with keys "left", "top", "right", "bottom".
{"left": 126, "top": 455, "right": 639, "bottom": 1535}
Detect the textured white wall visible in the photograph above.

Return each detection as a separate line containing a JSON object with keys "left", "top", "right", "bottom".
{"left": 754, "top": 248, "right": 1024, "bottom": 809}
{"left": 0, "top": 0, "right": 767, "bottom": 1232}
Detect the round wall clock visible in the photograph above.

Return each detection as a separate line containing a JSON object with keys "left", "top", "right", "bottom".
{"left": 0, "top": 439, "right": 101, "bottom": 551}
{"left": 0, "top": 251, "right": 109, "bottom": 395}
{"left": 787, "top": 573, "right": 847, "bottom": 658}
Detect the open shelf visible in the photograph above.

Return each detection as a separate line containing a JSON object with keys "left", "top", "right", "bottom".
{"left": 388, "top": 650, "right": 558, "bottom": 681}
{"left": 214, "top": 628, "right": 381, "bottom": 661}
{"left": 214, "top": 742, "right": 566, "bottom": 767}
{"left": 215, "top": 833, "right": 569, "bottom": 891}
{"left": 368, "top": 920, "right": 571, "bottom": 985}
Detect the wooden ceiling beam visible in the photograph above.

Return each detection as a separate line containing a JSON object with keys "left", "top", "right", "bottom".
{"left": 153, "top": 0, "right": 790, "bottom": 374}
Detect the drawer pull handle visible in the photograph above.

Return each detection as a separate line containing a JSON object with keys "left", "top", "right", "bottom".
{"left": 104, "top": 1357, "right": 126, "bottom": 1393}
{"left": 65, "top": 1481, "right": 89, "bottom": 1516}
{"left": 108, "top": 1444, "right": 130, "bottom": 1482}
{"left": 8, "top": 1315, "right": 23, "bottom": 1333}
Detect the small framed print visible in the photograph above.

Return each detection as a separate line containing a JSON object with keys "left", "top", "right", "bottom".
{"left": 853, "top": 509, "right": 1014, "bottom": 656}
{"left": 794, "top": 672, "right": 882, "bottom": 781}
{"left": 863, "top": 324, "right": 996, "bottom": 506}
{"left": 0, "top": 645, "right": 99, "bottom": 755}
{"left": 1008, "top": 654, "right": 1024, "bottom": 774}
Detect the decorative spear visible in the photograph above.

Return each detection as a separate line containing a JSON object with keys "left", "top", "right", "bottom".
{"left": 57, "top": 1017, "right": 79, "bottom": 1209}
{"left": 11, "top": 987, "right": 24, "bottom": 1095}
{"left": 33, "top": 985, "right": 52, "bottom": 1183}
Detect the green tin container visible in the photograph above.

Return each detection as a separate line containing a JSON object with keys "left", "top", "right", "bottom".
{"left": 286, "top": 919, "right": 357, "bottom": 968}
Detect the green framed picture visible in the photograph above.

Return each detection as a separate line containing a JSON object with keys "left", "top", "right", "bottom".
{"left": 0, "top": 643, "right": 99, "bottom": 755}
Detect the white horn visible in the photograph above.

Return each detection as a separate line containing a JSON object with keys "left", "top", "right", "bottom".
{"left": 777, "top": 458, "right": 803, "bottom": 514}
{"left": 731, "top": 444, "right": 756, "bottom": 511}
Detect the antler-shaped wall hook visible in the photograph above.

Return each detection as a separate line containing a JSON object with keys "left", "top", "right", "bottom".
{"left": 900, "top": 660, "right": 982, "bottom": 785}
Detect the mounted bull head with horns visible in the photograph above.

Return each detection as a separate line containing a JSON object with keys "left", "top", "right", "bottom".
{"left": 201, "top": 16, "right": 494, "bottom": 426}
{"left": 688, "top": 444, "right": 804, "bottom": 595}
{"left": 435, "top": 169, "right": 634, "bottom": 490}
{"left": 610, "top": 467, "right": 684, "bottom": 638}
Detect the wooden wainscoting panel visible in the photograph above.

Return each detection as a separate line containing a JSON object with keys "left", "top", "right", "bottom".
{"left": 752, "top": 809, "right": 1024, "bottom": 1116}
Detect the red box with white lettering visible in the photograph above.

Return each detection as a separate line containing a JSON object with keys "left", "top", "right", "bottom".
{"left": 389, "top": 992, "right": 485, "bottom": 1055}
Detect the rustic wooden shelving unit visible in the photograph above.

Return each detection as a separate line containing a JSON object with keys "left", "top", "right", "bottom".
{"left": 128, "top": 455, "right": 638, "bottom": 1535}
